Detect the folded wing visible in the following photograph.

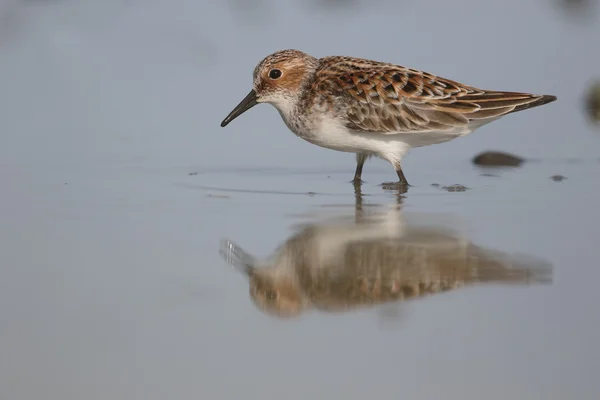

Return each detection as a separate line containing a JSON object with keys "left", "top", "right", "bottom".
{"left": 313, "top": 58, "right": 556, "bottom": 134}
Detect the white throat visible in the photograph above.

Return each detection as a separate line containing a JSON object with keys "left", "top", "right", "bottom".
{"left": 269, "top": 96, "right": 298, "bottom": 121}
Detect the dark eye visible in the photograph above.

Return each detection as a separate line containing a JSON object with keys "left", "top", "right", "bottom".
{"left": 269, "top": 69, "right": 282, "bottom": 80}
{"left": 265, "top": 290, "right": 277, "bottom": 301}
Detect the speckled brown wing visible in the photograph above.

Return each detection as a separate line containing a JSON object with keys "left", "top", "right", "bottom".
{"left": 313, "top": 56, "right": 557, "bottom": 134}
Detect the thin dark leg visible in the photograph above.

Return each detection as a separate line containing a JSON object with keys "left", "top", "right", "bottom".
{"left": 353, "top": 163, "right": 364, "bottom": 184}
{"left": 352, "top": 154, "right": 367, "bottom": 185}
{"left": 396, "top": 166, "right": 409, "bottom": 187}
{"left": 381, "top": 162, "right": 410, "bottom": 193}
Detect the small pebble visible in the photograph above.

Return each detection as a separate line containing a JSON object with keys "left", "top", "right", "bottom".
{"left": 472, "top": 151, "right": 524, "bottom": 167}
{"left": 550, "top": 175, "right": 567, "bottom": 182}
{"left": 584, "top": 81, "right": 600, "bottom": 124}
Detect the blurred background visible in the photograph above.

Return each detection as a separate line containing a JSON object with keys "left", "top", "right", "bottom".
{"left": 1, "top": 1, "right": 599, "bottom": 399}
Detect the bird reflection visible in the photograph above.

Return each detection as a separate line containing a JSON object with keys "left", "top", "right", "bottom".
{"left": 219, "top": 194, "right": 552, "bottom": 319}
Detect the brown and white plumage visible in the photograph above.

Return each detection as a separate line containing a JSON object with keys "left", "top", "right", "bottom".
{"left": 313, "top": 56, "right": 556, "bottom": 133}
{"left": 221, "top": 49, "right": 557, "bottom": 187}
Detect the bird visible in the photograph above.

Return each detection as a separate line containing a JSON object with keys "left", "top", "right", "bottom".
{"left": 220, "top": 49, "right": 557, "bottom": 188}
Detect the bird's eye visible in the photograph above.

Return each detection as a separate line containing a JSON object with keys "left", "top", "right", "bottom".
{"left": 269, "top": 69, "right": 282, "bottom": 80}
{"left": 265, "top": 290, "right": 277, "bottom": 301}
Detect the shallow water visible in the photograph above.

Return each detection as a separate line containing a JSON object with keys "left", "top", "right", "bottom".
{"left": 2, "top": 1, "right": 600, "bottom": 399}
{"left": 3, "top": 160, "right": 600, "bottom": 399}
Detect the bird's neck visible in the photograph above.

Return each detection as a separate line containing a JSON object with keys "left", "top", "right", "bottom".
{"left": 272, "top": 96, "right": 300, "bottom": 121}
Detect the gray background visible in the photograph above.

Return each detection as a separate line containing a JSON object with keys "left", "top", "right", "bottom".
{"left": 1, "top": 0, "right": 599, "bottom": 399}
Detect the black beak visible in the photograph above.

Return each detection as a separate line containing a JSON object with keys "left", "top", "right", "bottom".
{"left": 220, "top": 89, "right": 258, "bottom": 127}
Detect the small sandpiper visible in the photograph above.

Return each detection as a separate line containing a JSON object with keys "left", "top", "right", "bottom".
{"left": 221, "top": 49, "right": 556, "bottom": 188}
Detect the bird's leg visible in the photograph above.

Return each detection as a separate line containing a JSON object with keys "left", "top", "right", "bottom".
{"left": 352, "top": 153, "right": 368, "bottom": 185}
{"left": 381, "top": 160, "right": 410, "bottom": 193}
{"left": 396, "top": 166, "right": 409, "bottom": 187}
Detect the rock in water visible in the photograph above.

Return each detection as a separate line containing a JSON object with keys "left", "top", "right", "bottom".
{"left": 585, "top": 81, "right": 600, "bottom": 125}
{"left": 472, "top": 151, "right": 525, "bottom": 167}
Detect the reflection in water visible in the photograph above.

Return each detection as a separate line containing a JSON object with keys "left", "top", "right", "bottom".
{"left": 220, "top": 199, "right": 552, "bottom": 318}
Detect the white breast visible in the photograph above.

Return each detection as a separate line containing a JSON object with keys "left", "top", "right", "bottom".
{"left": 274, "top": 101, "right": 472, "bottom": 166}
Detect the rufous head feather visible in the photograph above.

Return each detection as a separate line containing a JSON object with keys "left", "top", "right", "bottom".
{"left": 220, "top": 49, "right": 318, "bottom": 127}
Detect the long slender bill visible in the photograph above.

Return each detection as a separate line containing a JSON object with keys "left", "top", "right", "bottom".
{"left": 220, "top": 89, "right": 258, "bottom": 127}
